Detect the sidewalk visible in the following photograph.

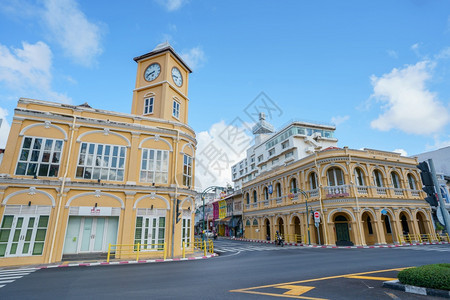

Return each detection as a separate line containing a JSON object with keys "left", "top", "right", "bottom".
{"left": 221, "top": 236, "right": 450, "bottom": 249}
{"left": 2, "top": 251, "right": 217, "bottom": 271}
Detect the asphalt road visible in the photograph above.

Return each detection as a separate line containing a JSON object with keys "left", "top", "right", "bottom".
{"left": 1, "top": 239, "right": 449, "bottom": 299}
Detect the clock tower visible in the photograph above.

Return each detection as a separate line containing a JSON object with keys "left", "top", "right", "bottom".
{"left": 131, "top": 42, "right": 192, "bottom": 124}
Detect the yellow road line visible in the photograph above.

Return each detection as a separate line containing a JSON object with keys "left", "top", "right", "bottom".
{"left": 345, "top": 275, "right": 397, "bottom": 281}
{"left": 276, "top": 285, "right": 315, "bottom": 296}
{"left": 230, "top": 290, "right": 327, "bottom": 300}
{"left": 230, "top": 267, "right": 408, "bottom": 293}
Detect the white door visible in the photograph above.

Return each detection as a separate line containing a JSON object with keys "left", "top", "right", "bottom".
{"left": 79, "top": 217, "right": 108, "bottom": 253}
{"left": 63, "top": 217, "right": 118, "bottom": 254}
{"left": 2, "top": 215, "right": 42, "bottom": 257}
{"left": 135, "top": 216, "right": 165, "bottom": 251}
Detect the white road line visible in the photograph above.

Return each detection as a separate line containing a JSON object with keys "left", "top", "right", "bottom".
{"left": 0, "top": 276, "right": 22, "bottom": 279}
{"left": 0, "top": 280, "right": 15, "bottom": 284}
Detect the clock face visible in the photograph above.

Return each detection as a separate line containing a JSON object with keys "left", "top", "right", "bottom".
{"left": 144, "top": 63, "right": 161, "bottom": 82}
{"left": 171, "top": 67, "right": 183, "bottom": 87}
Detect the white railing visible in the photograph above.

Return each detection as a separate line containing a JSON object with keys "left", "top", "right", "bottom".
{"left": 393, "top": 188, "right": 404, "bottom": 196}
{"left": 376, "top": 187, "right": 388, "bottom": 195}
{"left": 411, "top": 190, "right": 420, "bottom": 197}
{"left": 274, "top": 197, "right": 282, "bottom": 204}
{"left": 357, "top": 186, "right": 368, "bottom": 194}
{"left": 306, "top": 189, "right": 319, "bottom": 198}
{"left": 325, "top": 185, "right": 350, "bottom": 198}
{"left": 263, "top": 199, "right": 269, "bottom": 206}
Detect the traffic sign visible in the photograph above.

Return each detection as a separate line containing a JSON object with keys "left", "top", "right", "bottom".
{"left": 314, "top": 211, "right": 320, "bottom": 222}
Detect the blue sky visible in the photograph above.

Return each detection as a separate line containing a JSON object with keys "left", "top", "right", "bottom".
{"left": 0, "top": 0, "right": 449, "bottom": 188}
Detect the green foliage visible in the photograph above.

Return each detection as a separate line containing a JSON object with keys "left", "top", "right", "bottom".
{"left": 435, "top": 222, "right": 444, "bottom": 231}
{"left": 398, "top": 264, "right": 450, "bottom": 291}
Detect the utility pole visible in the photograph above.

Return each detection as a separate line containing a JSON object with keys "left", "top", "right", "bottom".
{"left": 428, "top": 159, "right": 450, "bottom": 234}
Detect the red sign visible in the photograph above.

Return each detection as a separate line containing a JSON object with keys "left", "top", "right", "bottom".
{"left": 314, "top": 211, "right": 320, "bottom": 218}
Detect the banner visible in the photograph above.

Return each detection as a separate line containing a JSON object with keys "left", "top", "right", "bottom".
{"left": 219, "top": 200, "right": 227, "bottom": 219}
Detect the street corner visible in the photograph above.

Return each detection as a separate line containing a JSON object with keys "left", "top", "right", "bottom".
{"left": 230, "top": 268, "right": 407, "bottom": 299}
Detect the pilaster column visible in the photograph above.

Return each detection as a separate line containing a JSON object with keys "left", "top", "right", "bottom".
{"left": 375, "top": 209, "right": 387, "bottom": 244}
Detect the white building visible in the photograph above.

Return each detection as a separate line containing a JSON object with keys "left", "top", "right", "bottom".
{"left": 231, "top": 113, "right": 338, "bottom": 189}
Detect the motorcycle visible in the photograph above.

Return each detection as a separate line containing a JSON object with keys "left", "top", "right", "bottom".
{"left": 275, "top": 235, "right": 284, "bottom": 247}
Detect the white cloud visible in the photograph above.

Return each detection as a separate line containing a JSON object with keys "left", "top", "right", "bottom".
{"left": 0, "top": 108, "right": 11, "bottom": 148}
{"left": 425, "top": 134, "right": 450, "bottom": 151}
{"left": 369, "top": 61, "right": 449, "bottom": 135}
{"left": 393, "top": 149, "right": 408, "bottom": 156}
{"left": 195, "top": 120, "right": 253, "bottom": 190}
{"left": 387, "top": 50, "right": 398, "bottom": 59}
{"left": 157, "top": 0, "right": 188, "bottom": 11}
{"left": 0, "top": 41, "right": 72, "bottom": 104}
{"left": 331, "top": 115, "right": 349, "bottom": 126}
{"left": 180, "top": 47, "right": 206, "bottom": 70}
{"left": 42, "top": 0, "right": 103, "bottom": 67}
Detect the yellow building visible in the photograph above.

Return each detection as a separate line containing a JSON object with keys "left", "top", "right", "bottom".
{"left": 238, "top": 118, "right": 435, "bottom": 246}
{"left": 0, "top": 42, "right": 196, "bottom": 266}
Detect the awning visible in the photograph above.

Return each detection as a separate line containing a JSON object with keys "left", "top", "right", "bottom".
{"left": 218, "top": 217, "right": 231, "bottom": 224}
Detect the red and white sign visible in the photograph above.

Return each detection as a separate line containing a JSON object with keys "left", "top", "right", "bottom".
{"left": 314, "top": 211, "right": 320, "bottom": 222}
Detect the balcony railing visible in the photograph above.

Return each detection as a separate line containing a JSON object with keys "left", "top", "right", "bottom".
{"left": 376, "top": 187, "right": 388, "bottom": 195}
{"left": 411, "top": 190, "right": 420, "bottom": 197}
{"left": 263, "top": 199, "right": 269, "bottom": 206}
{"left": 325, "top": 185, "right": 350, "bottom": 198}
{"left": 393, "top": 188, "right": 404, "bottom": 196}
{"left": 356, "top": 186, "right": 368, "bottom": 194}
{"left": 306, "top": 188, "right": 319, "bottom": 198}
{"left": 274, "top": 196, "right": 282, "bottom": 204}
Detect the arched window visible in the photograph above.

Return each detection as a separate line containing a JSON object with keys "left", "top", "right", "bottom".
{"left": 246, "top": 220, "right": 251, "bottom": 226}
{"left": 354, "top": 167, "right": 365, "bottom": 186}
{"left": 264, "top": 187, "right": 269, "bottom": 200}
{"left": 327, "top": 167, "right": 344, "bottom": 186}
{"left": 373, "top": 170, "right": 383, "bottom": 187}
{"left": 252, "top": 219, "right": 258, "bottom": 226}
{"left": 290, "top": 177, "right": 297, "bottom": 192}
{"left": 246, "top": 193, "right": 250, "bottom": 204}
{"left": 391, "top": 172, "right": 400, "bottom": 189}
{"left": 253, "top": 190, "right": 257, "bottom": 203}
{"left": 407, "top": 174, "right": 416, "bottom": 190}
{"left": 309, "top": 172, "right": 318, "bottom": 190}
{"left": 276, "top": 182, "right": 282, "bottom": 197}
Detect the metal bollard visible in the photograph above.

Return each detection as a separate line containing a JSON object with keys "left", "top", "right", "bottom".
{"left": 203, "top": 241, "right": 207, "bottom": 256}
{"left": 107, "top": 243, "right": 111, "bottom": 263}
{"left": 182, "top": 241, "right": 185, "bottom": 259}
{"left": 136, "top": 243, "right": 140, "bottom": 261}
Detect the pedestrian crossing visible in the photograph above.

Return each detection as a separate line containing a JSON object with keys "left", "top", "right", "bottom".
{"left": 0, "top": 267, "right": 38, "bottom": 289}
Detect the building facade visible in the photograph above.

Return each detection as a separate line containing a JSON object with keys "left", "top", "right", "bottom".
{"left": 0, "top": 43, "right": 197, "bottom": 266}
{"left": 234, "top": 117, "right": 434, "bottom": 246}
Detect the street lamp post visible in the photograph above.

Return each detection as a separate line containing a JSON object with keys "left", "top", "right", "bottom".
{"left": 291, "top": 188, "right": 311, "bottom": 245}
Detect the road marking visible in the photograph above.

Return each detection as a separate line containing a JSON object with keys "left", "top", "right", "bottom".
{"left": 0, "top": 268, "right": 37, "bottom": 289}
{"left": 344, "top": 275, "right": 396, "bottom": 281}
{"left": 230, "top": 267, "right": 408, "bottom": 299}
{"left": 384, "top": 291, "right": 400, "bottom": 299}
{"left": 276, "top": 285, "right": 315, "bottom": 296}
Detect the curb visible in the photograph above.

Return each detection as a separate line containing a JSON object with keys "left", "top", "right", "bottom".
{"left": 225, "top": 237, "right": 449, "bottom": 249}
{"left": 383, "top": 279, "right": 450, "bottom": 298}
{"left": 36, "top": 253, "right": 218, "bottom": 269}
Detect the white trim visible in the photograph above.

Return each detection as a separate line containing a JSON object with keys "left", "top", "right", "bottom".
{"left": 19, "top": 123, "right": 68, "bottom": 140}
{"left": 65, "top": 192, "right": 125, "bottom": 209}
{"left": 180, "top": 143, "right": 194, "bottom": 155}
{"left": 76, "top": 130, "right": 131, "bottom": 147}
{"left": 2, "top": 188, "right": 56, "bottom": 207}
{"left": 327, "top": 208, "right": 356, "bottom": 223}
{"left": 133, "top": 194, "right": 170, "bottom": 210}
{"left": 138, "top": 136, "right": 173, "bottom": 151}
